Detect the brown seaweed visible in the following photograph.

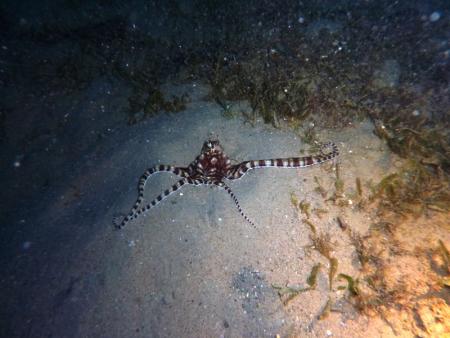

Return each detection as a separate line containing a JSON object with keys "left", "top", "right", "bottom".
{"left": 307, "top": 263, "right": 322, "bottom": 290}
{"left": 311, "top": 233, "right": 333, "bottom": 260}
{"left": 329, "top": 257, "right": 338, "bottom": 291}
{"left": 318, "top": 298, "right": 332, "bottom": 320}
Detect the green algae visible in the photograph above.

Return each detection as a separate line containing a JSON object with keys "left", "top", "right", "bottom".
{"left": 338, "top": 273, "right": 359, "bottom": 296}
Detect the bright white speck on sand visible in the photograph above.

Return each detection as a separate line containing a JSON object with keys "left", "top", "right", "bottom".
{"left": 22, "top": 241, "right": 32, "bottom": 250}
{"left": 14, "top": 161, "right": 20, "bottom": 167}
{"left": 430, "top": 11, "right": 441, "bottom": 22}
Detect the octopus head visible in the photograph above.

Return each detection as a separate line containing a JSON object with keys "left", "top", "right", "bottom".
{"left": 202, "top": 139, "right": 223, "bottom": 154}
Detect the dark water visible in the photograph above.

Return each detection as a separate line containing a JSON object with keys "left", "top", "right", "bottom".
{"left": 1, "top": 1, "right": 449, "bottom": 337}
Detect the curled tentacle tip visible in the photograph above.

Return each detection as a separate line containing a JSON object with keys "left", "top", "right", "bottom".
{"left": 113, "top": 215, "right": 125, "bottom": 230}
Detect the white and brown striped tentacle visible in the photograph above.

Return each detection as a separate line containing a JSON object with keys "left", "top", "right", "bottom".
{"left": 114, "top": 177, "right": 196, "bottom": 229}
{"left": 226, "top": 142, "right": 339, "bottom": 180}
{"left": 128, "top": 165, "right": 189, "bottom": 217}
{"left": 212, "top": 181, "right": 255, "bottom": 227}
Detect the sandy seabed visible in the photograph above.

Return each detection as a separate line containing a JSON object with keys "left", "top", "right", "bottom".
{"left": 2, "top": 81, "right": 449, "bottom": 338}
